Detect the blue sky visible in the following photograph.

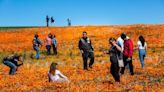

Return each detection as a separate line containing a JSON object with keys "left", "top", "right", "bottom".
{"left": 0, "top": 0, "right": 164, "bottom": 26}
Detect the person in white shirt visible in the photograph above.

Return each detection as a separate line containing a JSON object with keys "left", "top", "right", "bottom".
{"left": 117, "top": 33, "right": 129, "bottom": 68}
{"left": 117, "top": 36, "right": 124, "bottom": 68}
{"left": 117, "top": 36, "right": 124, "bottom": 51}
{"left": 48, "top": 62, "right": 70, "bottom": 83}
{"left": 137, "top": 35, "right": 147, "bottom": 68}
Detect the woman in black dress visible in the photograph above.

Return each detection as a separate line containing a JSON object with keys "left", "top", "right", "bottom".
{"left": 104, "top": 38, "right": 122, "bottom": 83}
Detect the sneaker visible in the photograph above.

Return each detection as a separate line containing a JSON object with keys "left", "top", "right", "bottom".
{"left": 84, "top": 68, "right": 88, "bottom": 71}
{"left": 131, "top": 73, "right": 134, "bottom": 76}
{"left": 89, "top": 66, "right": 92, "bottom": 69}
{"left": 119, "top": 73, "right": 123, "bottom": 77}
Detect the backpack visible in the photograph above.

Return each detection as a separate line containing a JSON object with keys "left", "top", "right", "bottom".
{"left": 33, "top": 38, "right": 41, "bottom": 46}
{"left": 3, "top": 54, "right": 17, "bottom": 62}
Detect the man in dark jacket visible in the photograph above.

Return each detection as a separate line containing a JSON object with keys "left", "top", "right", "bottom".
{"left": 78, "top": 31, "right": 94, "bottom": 70}
{"left": 46, "top": 15, "right": 49, "bottom": 27}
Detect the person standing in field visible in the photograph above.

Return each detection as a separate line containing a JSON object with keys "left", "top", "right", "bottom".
{"left": 104, "top": 38, "right": 122, "bottom": 83}
{"left": 120, "top": 33, "right": 134, "bottom": 75}
{"left": 67, "top": 18, "right": 71, "bottom": 26}
{"left": 44, "top": 33, "right": 52, "bottom": 55}
{"left": 46, "top": 15, "right": 49, "bottom": 27}
{"left": 51, "top": 17, "right": 55, "bottom": 26}
{"left": 48, "top": 62, "right": 70, "bottom": 83}
{"left": 52, "top": 35, "right": 58, "bottom": 55}
{"left": 137, "top": 35, "right": 147, "bottom": 68}
{"left": 78, "top": 31, "right": 94, "bottom": 70}
{"left": 117, "top": 34, "right": 125, "bottom": 68}
{"left": 32, "top": 34, "right": 42, "bottom": 59}
{"left": 117, "top": 34, "right": 124, "bottom": 51}
{"left": 3, "top": 54, "right": 23, "bottom": 75}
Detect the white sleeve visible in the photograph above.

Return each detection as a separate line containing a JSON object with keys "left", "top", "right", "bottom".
{"left": 120, "top": 40, "right": 124, "bottom": 50}
{"left": 56, "top": 70, "right": 68, "bottom": 79}
{"left": 117, "top": 38, "right": 119, "bottom": 42}
{"left": 137, "top": 41, "right": 140, "bottom": 48}
{"left": 117, "top": 38, "right": 124, "bottom": 50}
{"left": 145, "top": 42, "right": 147, "bottom": 49}
{"left": 137, "top": 41, "right": 140, "bottom": 45}
{"left": 48, "top": 72, "right": 55, "bottom": 82}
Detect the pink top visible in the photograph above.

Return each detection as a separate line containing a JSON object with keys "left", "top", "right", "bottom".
{"left": 44, "top": 37, "right": 52, "bottom": 45}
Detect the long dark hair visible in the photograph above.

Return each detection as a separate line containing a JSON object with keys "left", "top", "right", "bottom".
{"left": 50, "top": 62, "right": 58, "bottom": 75}
{"left": 139, "top": 35, "right": 145, "bottom": 47}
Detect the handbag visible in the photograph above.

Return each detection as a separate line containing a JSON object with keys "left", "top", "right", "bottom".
{"left": 117, "top": 58, "right": 124, "bottom": 67}
{"left": 116, "top": 52, "right": 124, "bottom": 67}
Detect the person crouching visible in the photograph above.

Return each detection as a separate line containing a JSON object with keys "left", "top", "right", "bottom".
{"left": 3, "top": 54, "right": 23, "bottom": 75}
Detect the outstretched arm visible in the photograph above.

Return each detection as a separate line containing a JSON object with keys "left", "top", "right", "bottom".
{"left": 58, "top": 71, "right": 70, "bottom": 83}
{"left": 58, "top": 71, "right": 68, "bottom": 79}
{"left": 112, "top": 42, "right": 123, "bottom": 52}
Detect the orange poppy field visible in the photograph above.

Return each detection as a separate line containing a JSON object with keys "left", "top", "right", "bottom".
{"left": 0, "top": 24, "right": 164, "bottom": 91}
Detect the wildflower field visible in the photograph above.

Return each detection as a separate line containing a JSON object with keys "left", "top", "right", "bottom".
{"left": 0, "top": 24, "right": 163, "bottom": 91}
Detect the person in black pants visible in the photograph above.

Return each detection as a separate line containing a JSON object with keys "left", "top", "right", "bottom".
{"left": 78, "top": 31, "right": 94, "bottom": 70}
{"left": 52, "top": 35, "right": 58, "bottom": 55}
{"left": 46, "top": 15, "right": 49, "bottom": 27}
{"left": 120, "top": 33, "right": 134, "bottom": 75}
{"left": 104, "top": 38, "right": 122, "bottom": 83}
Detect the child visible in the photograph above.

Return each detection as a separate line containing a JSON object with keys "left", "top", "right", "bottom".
{"left": 48, "top": 62, "right": 70, "bottom": 83}
{"left": 3, "top": 54, "right": 23, "bottom": 75}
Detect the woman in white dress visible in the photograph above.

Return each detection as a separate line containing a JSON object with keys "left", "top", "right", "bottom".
{"left": 48, "top": 62, "right": 70, "bottom": 83}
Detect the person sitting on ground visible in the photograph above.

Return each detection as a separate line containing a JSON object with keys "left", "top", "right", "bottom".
{"left": 48, "top": 62, "right": 70, "bottom": 83}
{"left": 3, "top": 54, "right": 23, "bottom": 75}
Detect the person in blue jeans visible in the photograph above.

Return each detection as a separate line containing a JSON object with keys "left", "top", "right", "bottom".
{"left": 137, "top": 35, "right": 147, "bottom": 68}
{"left": 3, "top": 54, "right": 23, "bottom": 75}
{"left": 32, "top": 34, "right": 42, "bottom": 59}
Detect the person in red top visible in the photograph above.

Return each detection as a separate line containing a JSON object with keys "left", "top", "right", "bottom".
{"left": 120, "top": 33, "right": 134, "bottom": 75}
